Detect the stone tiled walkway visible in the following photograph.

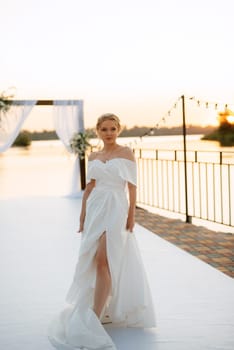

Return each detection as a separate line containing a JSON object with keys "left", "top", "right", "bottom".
{"left": 135, "top": 207, "right": 234, "bottom": 278}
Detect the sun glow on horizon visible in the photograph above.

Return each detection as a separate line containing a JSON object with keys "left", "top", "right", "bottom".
{"left": 227, "top": 116, "right": 234, "bottom": 124}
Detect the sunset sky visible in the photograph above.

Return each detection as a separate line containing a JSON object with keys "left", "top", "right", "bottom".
{"left": 1, "top": 0, "right": 234, "bottom": 130}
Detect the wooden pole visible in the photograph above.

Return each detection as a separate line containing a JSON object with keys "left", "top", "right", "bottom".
{"left": 79, "top": 158, "right": 86, "bottom": 190}
{"left": 181, "top": 95, "right": 191, "bottom": 223}
{"left": 11, "top": 100, "right": 54, "bottom": 105}
{"left": 36, "top": 100, "right": 53, "bottom": 105}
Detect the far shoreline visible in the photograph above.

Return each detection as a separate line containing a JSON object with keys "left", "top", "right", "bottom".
{"left": 20, "top": 125, "right": 217, "bottom": 141}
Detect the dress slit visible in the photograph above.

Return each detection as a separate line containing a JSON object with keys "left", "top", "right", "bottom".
{"left": 95, "top": 231, "right": 113, "bottom": 317}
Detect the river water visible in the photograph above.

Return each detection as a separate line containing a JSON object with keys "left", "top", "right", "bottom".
{"left": 0, "top": 135, "right": 233, "bottom": 233}
{"left": 0, "top": 134, "right": 233, "bottom": 198}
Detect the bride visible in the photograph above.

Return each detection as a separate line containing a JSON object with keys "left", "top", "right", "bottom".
{"left": 48, "top": 113, "right": 156, "bottom": 349}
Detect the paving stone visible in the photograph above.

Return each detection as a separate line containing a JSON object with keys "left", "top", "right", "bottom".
{"left": 135, "top": 207, "right": 234, "bottom": 278}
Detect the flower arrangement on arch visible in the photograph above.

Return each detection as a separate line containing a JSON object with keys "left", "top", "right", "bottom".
{"left": 69, "top": 132, "right": 91, "bottom": 159}
{"left": 0, "top": 89, "right": 14, "bottom": 126}
{"left": 0, "top": 90, "right": 14, "bottom": 114}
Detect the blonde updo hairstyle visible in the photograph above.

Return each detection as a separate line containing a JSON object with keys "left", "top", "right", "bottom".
{"left": 96, "top": 113, "right": 121, "bottom": 133}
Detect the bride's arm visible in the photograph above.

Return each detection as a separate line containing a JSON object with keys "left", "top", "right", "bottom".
{"left": 78, "top": 180, "right": 95, "bottom": 232}
{"left": 126, "top": 182, "right": 136, "bottom": 232}
{"left": 121, "top": 146, "right": 136, "bottom": 232}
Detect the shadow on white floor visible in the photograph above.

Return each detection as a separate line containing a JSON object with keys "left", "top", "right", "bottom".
{"left": 0, "top": 196, "right": 234, "bottom": 350}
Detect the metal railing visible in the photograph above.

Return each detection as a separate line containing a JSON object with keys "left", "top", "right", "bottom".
{"left": 134, "top": 149, "right": 234, "bottom": 227}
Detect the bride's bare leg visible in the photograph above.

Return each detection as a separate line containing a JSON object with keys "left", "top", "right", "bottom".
{"left": 93, "top": 233, "right": 111, "bottom": 318}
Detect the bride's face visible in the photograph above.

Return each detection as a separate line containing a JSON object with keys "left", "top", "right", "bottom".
{"left": 97, "top": 120, "right": 120, "bottom": 144}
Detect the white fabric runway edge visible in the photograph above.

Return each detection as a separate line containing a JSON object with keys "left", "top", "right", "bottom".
{"left": 0, "top": 196, "right": 234, "bottom": 350}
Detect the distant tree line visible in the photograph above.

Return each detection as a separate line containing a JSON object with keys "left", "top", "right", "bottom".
{"left": 12, "top": 125, "right": 217, "bottom": 147}
{"left": 119, "top": 125, "right": 216, "bottom": 137}
{"left": 12, "top": 130, "right": 58, "bottom": 147}
{"left": 29, "top": 130, "right": 59, "bottom": 140}
{"left": 85, "top": 125, "right": 216, "bottom": 138}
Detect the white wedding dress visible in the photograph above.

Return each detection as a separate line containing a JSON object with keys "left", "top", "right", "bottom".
{"left": 48, "top": 158, "right": 156, "bottom": 350}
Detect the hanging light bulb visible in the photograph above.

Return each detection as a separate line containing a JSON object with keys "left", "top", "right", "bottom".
{"left": 206, "top": 102, "right": 209, "bottom": 108}
{"left": 215, "top": 103, "right": 218, "bottom": 110}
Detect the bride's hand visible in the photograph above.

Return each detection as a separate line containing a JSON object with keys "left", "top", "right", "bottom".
{"left": 126, "top": 217, "right": 134, "bottom": 233}
{"left": 78, "top": 215, "right": 85, "bottom": 233}
{"left": 77, "top": 221, "right": 84, "bottom": 233}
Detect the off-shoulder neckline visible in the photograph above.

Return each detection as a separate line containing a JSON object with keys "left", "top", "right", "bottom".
{"left": 88, "top": 158, "right": 136, "bottom": 165}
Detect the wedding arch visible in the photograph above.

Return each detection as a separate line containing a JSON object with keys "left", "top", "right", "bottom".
{"left": 0, "top": 99, "right": 85, "bottom": 196}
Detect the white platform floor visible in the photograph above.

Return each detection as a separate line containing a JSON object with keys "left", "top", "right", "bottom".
{"left": 0, "top": 196, "right": 234, "bottom": 350}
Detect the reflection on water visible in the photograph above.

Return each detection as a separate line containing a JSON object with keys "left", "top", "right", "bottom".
{"left": 0, "top": 141, "right": 74, "bottom": 198}
{"left": 132, "top": 133, "right": 234, "bottom": 151}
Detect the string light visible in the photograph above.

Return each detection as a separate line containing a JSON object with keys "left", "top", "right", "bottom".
{"left": 140, "top": 95, "right": 234, "bottom": 139}
{"left": 140, "top": 96, "right": 182, "bottom": 137}
{"left": 187, "top": 96, "right": 234, "bottom": 111}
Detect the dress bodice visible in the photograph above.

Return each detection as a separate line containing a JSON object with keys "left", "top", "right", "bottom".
{"left": 87, "top": 158, "right": 137, "bottom": 190}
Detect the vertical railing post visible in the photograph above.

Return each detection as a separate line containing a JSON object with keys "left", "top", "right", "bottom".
{"left": 181, "top": 95, "right": 191, "bottom": 223}
{"left": 219, "top": 152, "right": 223, "bottom": 165}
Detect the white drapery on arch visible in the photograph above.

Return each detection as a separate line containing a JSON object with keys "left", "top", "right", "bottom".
{"left": 0, "top": 99, "right": 84, "bottom": 196}
{"left": 53, "top": 100, "right": 84, "bottom": 197}
{"left": 0, "top": 100, "right": 37, "bottom": 152}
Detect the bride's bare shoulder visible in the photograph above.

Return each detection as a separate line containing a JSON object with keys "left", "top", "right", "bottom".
{"left": 88, "top": 152, "right": 99, "bottom": 161}
{"left": 118, "top": 146, "right": 135, "bottom": 162}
